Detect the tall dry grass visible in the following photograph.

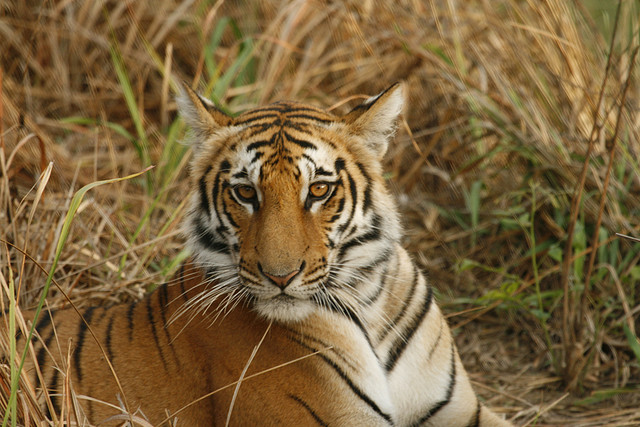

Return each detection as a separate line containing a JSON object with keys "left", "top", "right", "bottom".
{"left": 1, "top": 0, "right": 639, "bottom": 425}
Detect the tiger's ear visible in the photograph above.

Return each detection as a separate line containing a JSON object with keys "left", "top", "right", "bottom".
{"left": 342, "top": 83, "right": 405, "bottom": 159}
{"left": 176, "top": 81, "right": 232, "bottom": 137}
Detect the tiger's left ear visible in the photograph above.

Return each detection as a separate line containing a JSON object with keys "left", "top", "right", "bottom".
{"left": 176, "top": 81, "right": 232, "bottom": 144}
{"left": 342, "top": 83, "right": 405, "bottom": 159}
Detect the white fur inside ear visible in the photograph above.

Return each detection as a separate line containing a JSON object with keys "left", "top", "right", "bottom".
{"left": 176, "top": 84, "right": 232, "bottom": 148}
{"left": 365, "top": 85, "right": 404, "bottom": 134}
{"left": 176, "top": 86, "right": 210, "bottom": 133}
{"left": 355, "top": 84, "right": 405, "bottom": 158}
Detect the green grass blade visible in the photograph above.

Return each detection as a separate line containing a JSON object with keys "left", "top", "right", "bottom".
{"left": 468, "top": 180, "right": 482, "bottom": 247}
{"left": 205, "top": 17, "right": 233, "bottom": 80}
{"left": 60, "top": 116, "right": 136, "bottom": 142}
{"left": 623, "top": 323, "right": 640, "bottom": 364}
{"left": 109, "top": 42, "right": 152, "bottom": 192}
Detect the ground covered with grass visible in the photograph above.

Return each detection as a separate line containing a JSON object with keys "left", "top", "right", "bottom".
{"left": 1, "top": 1, "right": 639, "bottom": 425}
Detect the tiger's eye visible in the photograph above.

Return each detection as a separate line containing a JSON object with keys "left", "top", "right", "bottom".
{"left": 235, "top": 185, "right": 256, "bottom": 201}
{"left": 309, "top": 182, "right": 330, "bottom": 198}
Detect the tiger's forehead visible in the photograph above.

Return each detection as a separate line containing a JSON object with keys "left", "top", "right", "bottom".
{"left": 233, "top": 101, "right": 337, "bottom": 126}
{"left": 224, "top": 101, "right": 343, "bottom": 183}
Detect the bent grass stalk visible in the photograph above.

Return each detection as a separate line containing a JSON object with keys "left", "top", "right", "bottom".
{"left": 225, "top": 321, "right": 272, "bottom": 426}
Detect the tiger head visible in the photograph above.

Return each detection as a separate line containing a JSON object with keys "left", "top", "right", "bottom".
{"left": 177, "top": 83, "right": 404, "bottom": 323}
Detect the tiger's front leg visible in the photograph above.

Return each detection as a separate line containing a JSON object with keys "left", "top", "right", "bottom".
{"left": 386, "top": 301, "right": 511, "bottom": 426}
{"left": 368, "top": 248, "right": 512, "bottom": 427}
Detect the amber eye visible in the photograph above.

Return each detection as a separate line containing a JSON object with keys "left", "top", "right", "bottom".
{"left": 234, "top": 185, "right": 257, "bottom": 202}
{"left": 309, "top": 182, "right": 331, "bottom": 199}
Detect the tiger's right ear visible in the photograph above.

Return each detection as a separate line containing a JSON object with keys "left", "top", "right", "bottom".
{"left": 176, "top": 82, "right": 232, "bottom": 136}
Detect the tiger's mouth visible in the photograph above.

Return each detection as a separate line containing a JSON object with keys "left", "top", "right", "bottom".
{"left": 251, "top": 290, "right": 317, "bottom": 322}
{"left": 234, "top": 257, "right": 333, "bottom": 322}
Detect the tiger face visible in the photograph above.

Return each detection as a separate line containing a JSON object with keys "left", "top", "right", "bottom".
{"left": 178, "top": 84, "right": 404, "bottom": 323}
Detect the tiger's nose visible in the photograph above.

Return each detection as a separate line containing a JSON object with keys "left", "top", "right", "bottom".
{"left": 258, "top": 261, "right": 305, "bottom": 289}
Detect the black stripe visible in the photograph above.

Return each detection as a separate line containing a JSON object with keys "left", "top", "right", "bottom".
{"left": 281, "top": 328, "right": 357, "bottom": 371}
{"left": 156, "top": 286, "right": 178, "bottom": 364}
{"left": 316, "top": 167, "right": 333, "bottom": 177}
{"left": 428, "top": 321, "right": 444, "bottom": 360}
{"left": 323, "top": 300, "right": 371, "bottom": 346}
{"left": 194, "top": 216, "right": 231, "bottom": 254}
{"left": 246, "top": 139, "right": 272, "bottom": 151}
{"left": 36, "top": 317, "right": 58, "bottom": 420}
{"left": 266, "top": 104, "right": 325, "bottom": 114}
{"left": 289, "top": 394, "right": 329, "bottom": 426}
{"left": 127, "top": 302, "right": 136, "bottom": 342}
{"left": 232, "top": 168, "right": 248, "bottom": 179}
{"left": 301, "top": 153, "right": 318, "bottom": 172}
{"left": 288, "top": 338, "right": 392, "bottom": 423}
{"left": 210, "top": 160, "right": 231, "bottom": 225}
{"left": 415, "top": 344, "right": 457, "bottom": 424}
{"left": 211, "top": 169, "right": 221, "bottom": 209}
{"left": 328, "top": 194, "right": 346, "bottom": 224}
{"left": 239, "top": 111, "right": 289, "bottom": 123}
{"left": 236, "top": 112, "right": 280, "bottom": 124}
{"left": 364, "top": 247, "right": 394, "bottom": 272}
{"left": 220, "top": 182, "right": 240, "bottom": 228}
{"left": 283, "top": 132, "right": 317, "bottom": 150}
{"left": 250, "top": 150, "right": 264, "bottom": 164}
{"left": 286, "top": 113, "right": 333, "bottom": 123}
{"left": 337, "top": 171, "right": 357, "bottom": 235}
{"left": 242, "top": 122, "right": 277, "bottom": 138}
{"left": 35, "top": 311, "right": 56, "bottom": 369}
{"left": 337, "top": 214, "right": 383, "bottom": 260}
{"left": 211, "top": 173, "right": 232, "bottom": 232}
{"left": 355, "top": 162, "right": 373, "bottom": 212}
{"left": 74, "top": 307, "right": 96, "bottom": 382}
{"left": 199, "top": 165, "right": 213, "bottom": 216}
{"left": 465, "top": 400, "right": 482, "bottom": 427}
{"left": 146, "top": 297, "right": 168, "bottom": 371}
{"left": 105, "top": 313, "right": 116, "bottom": 362}
{"left": 49, "top": 369, "right": 60, "bottom": 417}
{"left": 158, "top": 282, "right": 169, "bottom": 308}
{"left": 22, "top": 308, "right": 55, "bottom": 345}
{"left": 385, "top": 284, "right": 434, "bottom": 372}
{"left": 363, "top": 258, "right": 392, "bottom": 307}
{"left": 93, "top": 306, "right": 108, "bottom": 323}
{"left": 216, "top": 225, "right": 229, "bottom": 236}
{"left": 34, "top": 309, "right": 54, "bottom": 333}
{"left": 377, "top": 264, "right": 419, "bottom": 342}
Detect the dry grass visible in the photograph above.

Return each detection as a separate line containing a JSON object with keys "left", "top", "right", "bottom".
{"left": 1, "top": 0, "right": 639, "bottom": 425}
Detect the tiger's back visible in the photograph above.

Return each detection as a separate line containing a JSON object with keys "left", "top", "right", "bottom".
{"left": 4, "top": 83, "right": 512, "bottom": 426}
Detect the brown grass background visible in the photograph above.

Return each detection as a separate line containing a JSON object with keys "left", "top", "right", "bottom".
{"left": 1, "top": 0, "right": 639, "bottom": 425}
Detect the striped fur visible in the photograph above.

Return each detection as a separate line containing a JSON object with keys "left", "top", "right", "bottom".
{"left": 2, "top": 84, "right": 512, "bottom": 426}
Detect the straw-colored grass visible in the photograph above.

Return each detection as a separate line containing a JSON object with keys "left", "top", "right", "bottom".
{"left": 1, "top": 0, "right": 639, "bottom": 425}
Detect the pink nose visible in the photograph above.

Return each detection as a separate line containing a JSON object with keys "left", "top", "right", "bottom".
{"left": 262, "top": 269, "right": 300, "bottom": 289}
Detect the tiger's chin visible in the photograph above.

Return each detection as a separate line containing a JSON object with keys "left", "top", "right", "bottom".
{"left": 252, "top": 295, "right": 316, "bottom": 323}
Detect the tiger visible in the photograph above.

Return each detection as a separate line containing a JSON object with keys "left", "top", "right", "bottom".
{"left": 1, "top": 82, "right": 513, "bottom": 426}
